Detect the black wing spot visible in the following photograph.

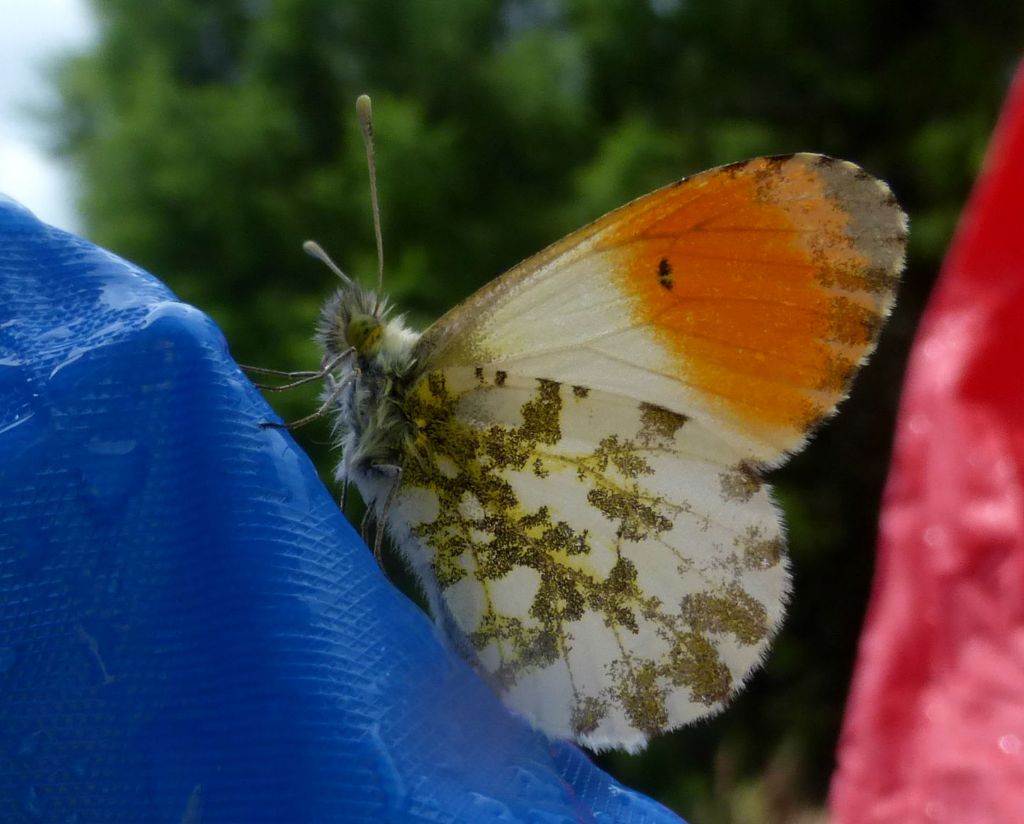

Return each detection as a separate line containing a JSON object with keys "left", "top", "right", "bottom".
{"left": 657, "top": 257, "right": 674, "bottom": 290}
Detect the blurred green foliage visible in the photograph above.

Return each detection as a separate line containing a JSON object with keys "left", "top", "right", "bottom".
{"left": 46, "top": 0, "right": 1023, "bottom": 816}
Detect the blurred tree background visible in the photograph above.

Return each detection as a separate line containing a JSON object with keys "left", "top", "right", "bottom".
{"left": 44, "top": 0, "right": 1023, "bottom": 819}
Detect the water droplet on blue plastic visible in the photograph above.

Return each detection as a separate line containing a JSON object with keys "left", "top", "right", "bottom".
{"left": 78, "top": 436, "right": 145, "bottom": 521}
{"left": 468, "top": 793, "right": 516, "bottom": 821}
{"left": 85, "top": 437, "right": 139, "bottom": 458}
{"left": 23, "top": 785, "right": 43, "bottom": 818}
{"left": 509, "top": 764, "right": 565, "bottom": 805}
{"left": 100, "top": 281, "right": 145, "bottom": 311}
{"left": 18, "top": 730, "right": 42, "bottom": 756}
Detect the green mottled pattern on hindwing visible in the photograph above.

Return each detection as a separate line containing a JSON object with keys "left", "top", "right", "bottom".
{"left": 393, "top": 366, "right": 787, "bottom": 745}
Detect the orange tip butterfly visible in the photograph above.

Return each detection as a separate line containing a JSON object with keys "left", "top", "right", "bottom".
{"left": 261, "top": 95, "right": 906, "bottom": 753}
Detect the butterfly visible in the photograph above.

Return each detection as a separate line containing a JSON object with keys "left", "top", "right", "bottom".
{"left": 266, "top": 96, "right": 907, "bottom": 753}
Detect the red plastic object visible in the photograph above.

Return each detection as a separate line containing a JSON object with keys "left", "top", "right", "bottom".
{"left": 830, "top": 61, "right": 1024, "bottom": 823}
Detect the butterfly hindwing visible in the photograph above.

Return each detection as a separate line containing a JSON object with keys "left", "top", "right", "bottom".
{"left": 386, "top": 366, "right": 788, "bottom": 751}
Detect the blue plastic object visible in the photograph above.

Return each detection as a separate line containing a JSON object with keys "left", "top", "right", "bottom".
{"left": 0, "top": 197, "right": 686, "bottom": 823}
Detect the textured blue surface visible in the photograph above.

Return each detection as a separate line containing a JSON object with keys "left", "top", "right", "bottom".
{"left": 0, "top": 197, "right": 687, "bottom": 824}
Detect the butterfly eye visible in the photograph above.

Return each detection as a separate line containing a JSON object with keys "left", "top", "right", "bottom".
{"left": 347, "top": 313, "right": 383, "bottom": 355}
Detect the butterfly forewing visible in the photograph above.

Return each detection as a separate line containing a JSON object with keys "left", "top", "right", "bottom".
{"left": 387, "top": 366, "right": 788, "bottom": 750}
{"left": 415, "top": 153, "right": 906, "bottom": 464}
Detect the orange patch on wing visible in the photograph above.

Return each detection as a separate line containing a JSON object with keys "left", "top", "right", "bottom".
{"left": 597, "top": 155, "right": 903, "bottom": 447}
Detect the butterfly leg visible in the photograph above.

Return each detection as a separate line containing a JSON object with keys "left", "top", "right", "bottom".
{"left": 372, "top": 466, "right": 403, "bottom": 565}
{"left": 242, "top": 364, "right": 321, "bottom": 391}
{"left": 339, "top": 478, "right": 349, "bottom": 513}
{"left": 249, "top": 374, "right": 322, "bottom": 392}
{"left": 356, "top": 466, "right": 402, "bottom": 566}
{"left": 360, "top": 506, "right": 374, "bottom": 546}
{"left": 243, "top": 348, "right": 355, "bottom": 391}
{"left": 259, "top": 372, "right": 353, "bottom": 431}
{"left": 241, "top": 364, "right": 320, "bottom": 378}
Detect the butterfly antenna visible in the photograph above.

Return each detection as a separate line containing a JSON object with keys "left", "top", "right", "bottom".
{"left": 356, "top": 94, "right": 385, "bottom": 308}
{"left": 303, "top": 240, "right": 354, "bottom": 287}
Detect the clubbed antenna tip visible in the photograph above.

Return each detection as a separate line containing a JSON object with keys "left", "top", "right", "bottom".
{"left": 303, "top": 239, "right": 353, "bottom": 286}
{"left": 356, "top": 94, "right": 373, "bottom": 129}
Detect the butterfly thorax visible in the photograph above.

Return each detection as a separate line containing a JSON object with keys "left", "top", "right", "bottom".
{"left": 317, "top": 285, "right": 423, "bottom": 504}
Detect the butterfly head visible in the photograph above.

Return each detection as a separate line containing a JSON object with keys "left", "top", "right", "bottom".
{"left": 316, "top": 277, "right": 386, "bottom": 356}
{"left": 346, "top": 312, "right": 383, "bottom": 356}
{"left": 314, "top": 274, "right": 419, "bottom": 378}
